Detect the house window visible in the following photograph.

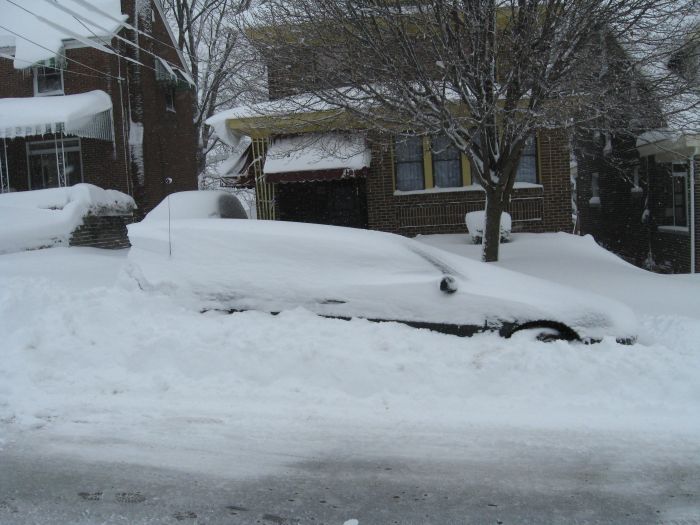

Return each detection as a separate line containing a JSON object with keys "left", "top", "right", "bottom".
{"left": 664, "top": 162, "right": 688, "bottom": 228}
{"left": 34, "top": 66, "right": 64, "bottom": 96}
{"left": 515, "top": 136, "right": 537, "bottom": 183}
{"left": 431, "top": 134, "right": 462, "bottom": 188}
{"left": 394, "top": 136, "right": 424, "bottom": 191}
{"left": 165, "top": 86, "right": 176, "bottom": 111}
{"left": 26, "top": 138, "right": 82, "bottom": 189}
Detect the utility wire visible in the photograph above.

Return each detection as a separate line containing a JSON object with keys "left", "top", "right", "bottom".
{"left": 0, "top": 51, "right": 121, "bottom": 81}
{"left": 0, "top": 24, "right": 123, "bottom": 81}
{"left": 70, "top": 0, "right": 198, "bottom": 66}
{"left": 40, "top": 0, "right": 190, "bottom": 76}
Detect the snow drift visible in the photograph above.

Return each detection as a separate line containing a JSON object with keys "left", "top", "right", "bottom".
{"left": 0, "top": 184, "right": 135, "bottom": 254}
{"left": 143, "top": 190, "right": 248, "bottom": 222}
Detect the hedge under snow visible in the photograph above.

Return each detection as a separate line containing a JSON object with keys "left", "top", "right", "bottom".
{"left": 0, "top": 183, "right": 135, "bottom": 254}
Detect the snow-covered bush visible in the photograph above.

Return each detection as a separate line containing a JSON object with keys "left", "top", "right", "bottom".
{"left": 465, "top": 211, "right": 512, "bottom": 244}
{"left": 0, "top": 184, "right": 135, "bottom": 254}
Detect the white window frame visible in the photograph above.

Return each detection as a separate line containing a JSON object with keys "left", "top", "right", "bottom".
{"left": 667, "top": 162, "right": 689, "bottom": 229}
{"left": 33, "top": 66, "right": 65, "bottom": 97}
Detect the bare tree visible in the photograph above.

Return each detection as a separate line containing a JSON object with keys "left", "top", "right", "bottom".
{"left": 245, "top": 0, "right": 698, "bottom": 261}
{"left": 163, "top": 0, "right": 264, "bottom": 176}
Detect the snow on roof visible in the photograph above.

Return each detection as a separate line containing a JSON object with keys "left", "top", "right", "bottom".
{"left": 263, "top": 133, "right": 371, "bottom": 174}
{"left": 0, "top": 90, "right": 113, "bottom": 139}
{"left": 0, "top": 0, "right": 127, "bottom": 69}
{"left": 0, "top": 183, "right": 135, "bottom": 254}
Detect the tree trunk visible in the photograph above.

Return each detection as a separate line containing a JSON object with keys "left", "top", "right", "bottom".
{"left": 482, "top": 188, "right": 506, "bottom": 262}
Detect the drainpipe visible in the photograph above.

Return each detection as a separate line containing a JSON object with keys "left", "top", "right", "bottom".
{"left": 690, "top": 149, "right": 697, "bottom": 274}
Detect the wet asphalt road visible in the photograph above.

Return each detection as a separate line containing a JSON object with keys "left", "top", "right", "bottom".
{"left": 1, "top": 432, "right": 699, "bottom": 525}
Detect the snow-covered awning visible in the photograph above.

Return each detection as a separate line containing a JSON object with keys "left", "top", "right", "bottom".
{"left": 0, "top": 90, "right": 113, "bottom": 140}
{"left": 155, "top": 57, "right": 195, "bottom": 89}
{"left": 263, "top": 133, "right": 371, "bottom": 183}
{"left": 0, "top": 0, "right": 127, "bottom": 69}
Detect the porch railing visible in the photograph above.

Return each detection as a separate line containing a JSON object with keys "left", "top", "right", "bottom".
{"left": 397, "top": 195, "right": 544, "bottom": 229}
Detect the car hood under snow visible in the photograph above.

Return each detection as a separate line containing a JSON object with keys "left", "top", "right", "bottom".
{"left": 126, "top": 219, "right": 637, "bottom": 341}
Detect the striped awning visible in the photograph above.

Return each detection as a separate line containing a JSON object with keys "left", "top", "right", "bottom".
{"left": 0, "top": 90, "right": 113, "bottom": 140}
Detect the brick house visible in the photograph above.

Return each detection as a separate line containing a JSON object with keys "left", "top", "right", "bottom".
{"left": 0, "top": 0, "right": 197, "bottom": 217}
{"left": 208, "top": 100, "right": 573, "bottom": 238}
{"left": 574, "top": 35, "right": 699, "bottom": 274}
{"left": 206, "top": 11, "right": 574, "bottom": 237}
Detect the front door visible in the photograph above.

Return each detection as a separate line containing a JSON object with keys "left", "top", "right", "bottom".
{"left": 277, "top": 178, "right": 368, "bottom": 229}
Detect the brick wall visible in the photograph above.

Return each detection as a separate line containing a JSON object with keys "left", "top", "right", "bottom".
{"left": 70, "top": 214, "right": 133, "bottom": 249}
{"left": 365, "top": 129, "right": 572, "bottom": 236}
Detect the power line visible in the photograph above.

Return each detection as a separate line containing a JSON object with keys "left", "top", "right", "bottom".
{"left": 39, "top": 0, "right": 191, "bottom": 77}
{"left": 70, "top": 0, "right": 198, "bottom": 66}
{"left": 0, "top": 51, "right": 121, "bottom": 82}
{"left": 0, "top": 24, "right": 123, "bottom": 81}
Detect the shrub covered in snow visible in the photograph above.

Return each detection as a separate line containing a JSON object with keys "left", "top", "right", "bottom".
{"left": 465, "top": 211, "right": 512, "bottom": 244}
{"left": 0, "top": 184, "right": 135, "bottom": 254}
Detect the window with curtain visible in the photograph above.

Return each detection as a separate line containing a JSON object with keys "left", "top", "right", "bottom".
{"left": 515, "top": 136, "right": 537, "bottom": 183}
{"left": 432, "top": 135, "right": 462, "bottom": 188}
{"left": 394, "top": 136, "right": 424, "bottom": 191}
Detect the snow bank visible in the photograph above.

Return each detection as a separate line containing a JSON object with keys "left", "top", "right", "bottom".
{"left": 143, "top": 191, "right": 247, "bottom": 222}
{"left": 0, "top": 252, "right": 696, "bottom": 448}
{"left": 0, "top": 0, "right": 127, "bottom": 69}
{"left": 0, "top": 184, "right": 135, "bottom": 254}
{"left": 127, "top": 219, "right": 637, "bottom": 340}
{"left": 465, "top": 210, "right": 512, "bottom": 243}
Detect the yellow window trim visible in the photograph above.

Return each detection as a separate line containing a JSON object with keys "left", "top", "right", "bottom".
{"left": 423, "top": 136, "right": 433, "bottom": 189}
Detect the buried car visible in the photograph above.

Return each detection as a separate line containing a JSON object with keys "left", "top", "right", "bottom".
{"left": 126, "top": 209, "right": 637, "bottom": 343}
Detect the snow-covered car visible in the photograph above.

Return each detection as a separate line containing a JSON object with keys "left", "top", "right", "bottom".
{"left": 126, "top": 217, "right": 637, "bottom": 344}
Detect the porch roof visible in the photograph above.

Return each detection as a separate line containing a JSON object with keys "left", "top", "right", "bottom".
{"left": 263, "top": 132, "right": 371, "bottom": 183}
{"left": 0, "top": 90, "right": 113, "bottom": 140}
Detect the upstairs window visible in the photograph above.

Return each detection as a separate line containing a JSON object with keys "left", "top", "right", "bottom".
{"left": 34, "top": 66, "right": 64, "bottom": 96}
{"left": 165, "top": 86, "right": 176, "bottom": 111}
{"left": 432, "top": 135, "right": 462, "bottom": 188}
{"left": 394, "top": 136, "right": 424, "bottom": 191}
{"left": 515, "top": 136, "right": 537, "bottom": 183}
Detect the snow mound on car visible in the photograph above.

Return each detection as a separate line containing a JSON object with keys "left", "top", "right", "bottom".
{"left": 143, "top": 190, "right": 247, "bottom": 221}
{"left": 127, "top": 219, "right": 637, "bottom": 341}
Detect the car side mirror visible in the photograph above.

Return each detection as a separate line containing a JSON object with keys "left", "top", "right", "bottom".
{"left": 440, "top": 275, "right": 458, "bottom": 294}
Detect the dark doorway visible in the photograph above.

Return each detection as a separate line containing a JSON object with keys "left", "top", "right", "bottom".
{"left": 277, "top": 177, "right": 368, "bottom": 229}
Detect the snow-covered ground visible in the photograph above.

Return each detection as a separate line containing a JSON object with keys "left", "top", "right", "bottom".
{"left": 0, "top": 232, "right": 699, "bottom": 523}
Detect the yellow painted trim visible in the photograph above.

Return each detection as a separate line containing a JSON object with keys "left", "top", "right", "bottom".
{"left": 535, "top": 131, "right": 542, "bottom": 184}
{"left": 461, "top": 153, "right": 471, "bottom": 186}
{"left": 423, "top": 136, "right": 433, "bottom": 189}
{"left": 389, "top": 140, "right": 397, "bottom": 191}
